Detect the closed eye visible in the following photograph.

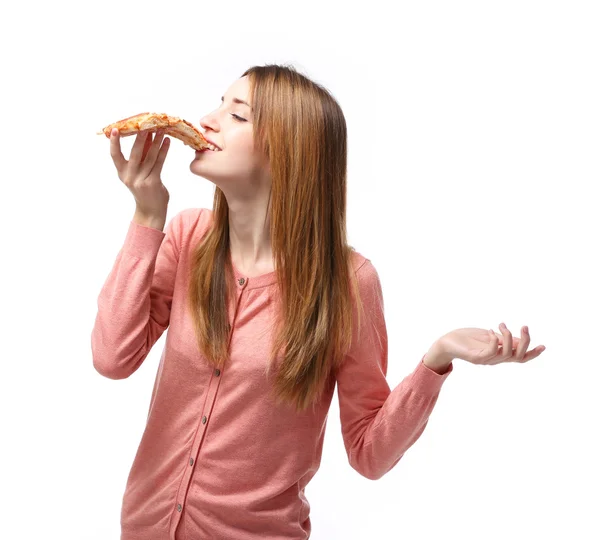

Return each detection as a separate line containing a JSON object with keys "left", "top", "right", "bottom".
{"left": 230, "top": 113, "right": 247, "bottom": 122}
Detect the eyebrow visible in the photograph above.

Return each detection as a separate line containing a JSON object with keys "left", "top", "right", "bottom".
{"left": 221, "top": 96, "right": 253, "bottom": 111}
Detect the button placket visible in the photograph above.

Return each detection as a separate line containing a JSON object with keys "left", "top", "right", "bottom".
{"left": 171, "top": 289, "right": 241, "bottom": 539}
{"left": 172, "top": 271, "right": 246, "bottom": 535}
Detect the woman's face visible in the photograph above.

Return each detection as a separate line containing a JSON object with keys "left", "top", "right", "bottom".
{"left": 190, "top": 75, "right": 270, "bottom": 193}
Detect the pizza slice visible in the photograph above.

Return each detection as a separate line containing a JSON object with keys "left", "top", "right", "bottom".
{"left": 97, "top": 112, "right": 210, "bottom": 151}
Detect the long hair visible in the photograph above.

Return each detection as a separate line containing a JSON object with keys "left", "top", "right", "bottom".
{"left": 187, "top": 64, "right": 364, "bottom": 413}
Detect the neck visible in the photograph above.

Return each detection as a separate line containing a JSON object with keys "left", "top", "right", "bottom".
{"left": 227, "top": 198, "right": 274, "bottom": 272}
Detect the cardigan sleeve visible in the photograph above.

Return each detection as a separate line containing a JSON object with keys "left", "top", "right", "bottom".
{"left": 335, "top": 259, "right": 453, "bottom": 480}
{"left": 91, "top": 209, "right": 194, "bottom": 379}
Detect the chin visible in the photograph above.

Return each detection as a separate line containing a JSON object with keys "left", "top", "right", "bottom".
{"left": 189, "top": 162, "right": 226, "bottom": 186}
{"left": 189, "top": 160, "right": 210, "bottom": 178}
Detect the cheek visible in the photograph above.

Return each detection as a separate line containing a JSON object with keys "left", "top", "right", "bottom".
{"left": 229, "top": 133, "right": 258, "bottom": 161}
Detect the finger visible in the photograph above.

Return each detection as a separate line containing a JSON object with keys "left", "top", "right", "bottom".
{"left": 491, "top": 330, "right": 517, "bottom": 344}
{"left": 486, "top": 329, "right": 500, "bottom": 363}
{"left": 130, "top": 130, "right": 151, "bottom": 168}
{"left": 514, "top": 326, "right": 530, "bottom": 361}
{"left": 109, "top": 128, "right": 127, "bottom": 173}
{"left": 499, "top": 323, "right": 513, "bottom": 360}
{"left": 521, "top": 345, "right": 546, "bottom": 363}
{"left": 153, "top": 137, "right": 171, "bottom": 175}
{"left": 140, "top": 130, "right": 154, "bottom": 162}
{"left": 141, "top": 130, "right": 166, "bottom": 174}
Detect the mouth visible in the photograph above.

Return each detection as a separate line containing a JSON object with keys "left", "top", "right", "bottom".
{"left": 202, "top": 137, "right": 222, "bottom": 152}
{"left": 196, "top": 147, "right": 220, "bottom": 156}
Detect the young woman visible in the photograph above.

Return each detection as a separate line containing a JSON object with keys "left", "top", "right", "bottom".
{"left": 92, "top": 64, "right": 546, "bottom": 540}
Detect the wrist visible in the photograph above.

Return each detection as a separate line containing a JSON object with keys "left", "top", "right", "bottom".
{"left": 423, "top": 341, "right": 454, "bottom": 374}
{"left": 133, "top": 210, "right": 166, "bottom": 231}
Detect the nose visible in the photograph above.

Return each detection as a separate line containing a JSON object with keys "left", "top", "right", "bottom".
{"left": 200, "top": 110, "right": 219, "bottom": 133}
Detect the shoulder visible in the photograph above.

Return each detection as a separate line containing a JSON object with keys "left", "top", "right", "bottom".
{"left": 348, "top": 249, "right": 380, "bottom": 283}
{"left": 171, "top": 207, "right": 212, "bottom": 227}
{"left": 168, "top": 207, "right": 213, "bottom": 236}
{"left": 164, "top": 208, "right": 214, "bottom": 255}
{"left": 348, "top": 249, "right": 384, "bottom": 308}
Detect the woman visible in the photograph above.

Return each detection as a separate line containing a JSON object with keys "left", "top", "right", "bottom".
{"left": 92, "top": 64, "right": 546, "bottom": 540}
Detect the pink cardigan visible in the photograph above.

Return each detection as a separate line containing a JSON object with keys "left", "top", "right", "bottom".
{"left": 91, "top": 208, "right": 453, "bottom": 540}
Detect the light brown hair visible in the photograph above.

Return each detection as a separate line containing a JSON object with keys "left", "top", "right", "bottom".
{"left": 187, "top": 64, "right": 364, "bottom": 413}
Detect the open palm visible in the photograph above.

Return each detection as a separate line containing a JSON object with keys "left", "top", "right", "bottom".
{"left": 440, "top": 323, "right": 546, "bottom": 366}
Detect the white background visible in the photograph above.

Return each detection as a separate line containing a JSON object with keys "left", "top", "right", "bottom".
{"left": 1, "top": 1, "right": 599, "bottom": 538}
